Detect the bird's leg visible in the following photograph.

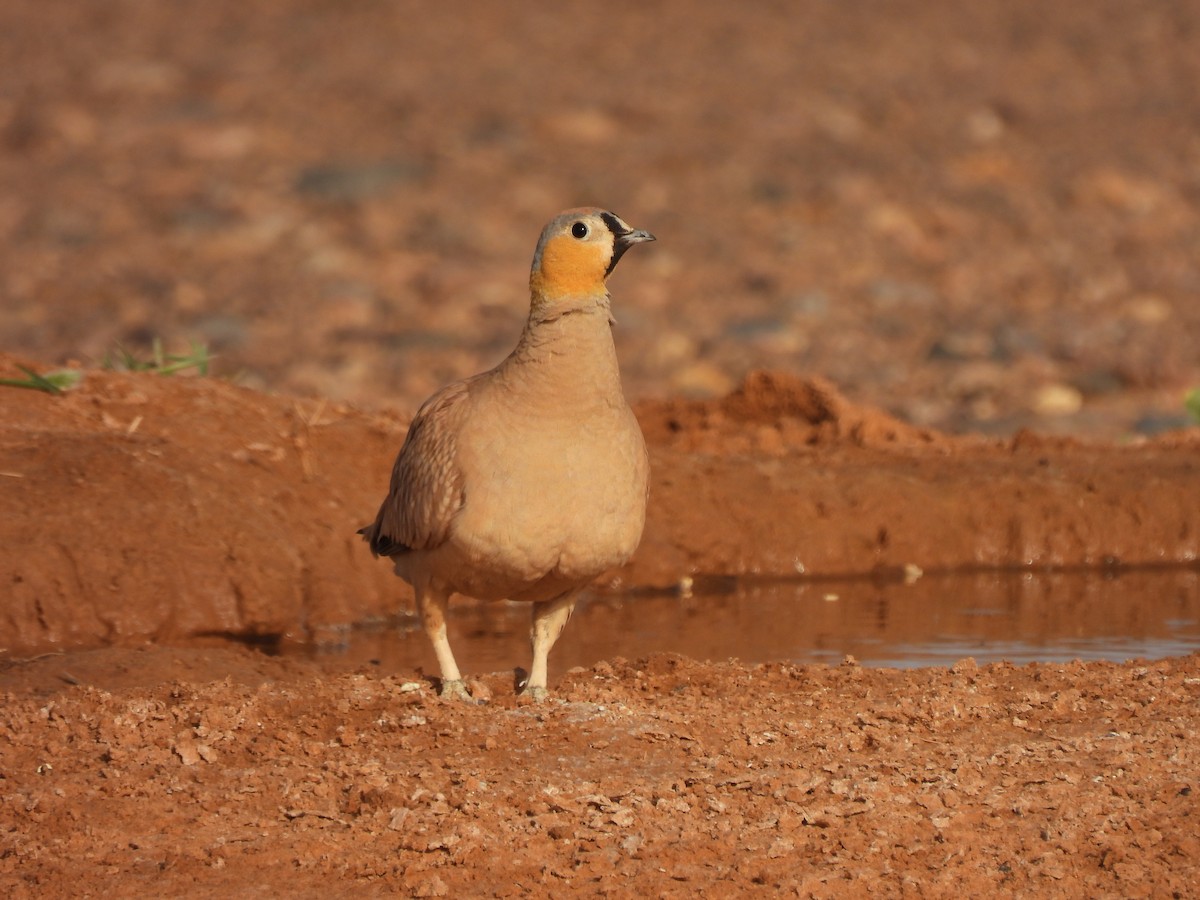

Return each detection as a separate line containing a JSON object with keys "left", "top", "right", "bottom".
{"left": 525, "top": 591, "right": 578, "bottom": 701}
{"left": 415, "top": 584, "right": 468, "bottom": 699}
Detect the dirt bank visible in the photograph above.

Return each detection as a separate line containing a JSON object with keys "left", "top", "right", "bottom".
{"left": 3, "top": 361, "right": 1197, "bottom": 653}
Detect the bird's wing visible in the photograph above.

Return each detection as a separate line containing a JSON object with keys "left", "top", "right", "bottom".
{"left": 361, "top": 380, "right": 471, "bottom": 557}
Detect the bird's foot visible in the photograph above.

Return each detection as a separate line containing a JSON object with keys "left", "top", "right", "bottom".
{"left": 439, "top": 678, "right": 471, "bottom": 700}
{"left": 523, "top": 684, "right": 549, "bottom": 704}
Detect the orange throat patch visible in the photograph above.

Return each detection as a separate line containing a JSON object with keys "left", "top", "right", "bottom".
{"left": 529, "top": 234, "right": 608, "bottom": 301}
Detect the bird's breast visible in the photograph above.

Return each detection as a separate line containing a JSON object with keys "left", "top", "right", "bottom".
{"left": 446, "top": 400, "right": 649, "bottom": 590}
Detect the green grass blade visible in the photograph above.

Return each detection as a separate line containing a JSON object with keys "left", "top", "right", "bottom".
{"left": 1186, "top": 388, "right": 1200, "bottom": 425}
{"left": 0, "top": 366, "right": 84, "bottom": 394}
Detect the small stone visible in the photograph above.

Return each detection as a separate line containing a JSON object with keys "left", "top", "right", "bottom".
{"left": 173, "top": 739, "right": 200, "bottom": 766}
{"left": 1076, "top": 167, "right": 1169, "bottom": 214}
{"left": 965, "top": 106, "right": 1005, "bottom": 142}
{"left": 466, "top": 679, "right": 492, "bottom": 702}
{"left": 543, "top": 108, "right": 619, "bottom": 143}
{"left": 413, "top": 874, "right": 448, "bottom": 897}
{"left": 1032, "top": 383, "right": 1083, "bottom": 417}
{"left": 1124, "top": 294, "right": 1171, "bottom": 325}
{"left": 294, "top": 160, "right": 425, "bottom": 201}
{"left": 670, "top": 361, "right": 735, "bottom": 398}
{"left": 648, "top": 332, "right": 697, "bottom": 368}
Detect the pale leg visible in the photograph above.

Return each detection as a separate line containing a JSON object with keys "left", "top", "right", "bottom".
{"left": 525, "top": 591, "right": 579, "bottom": 701}
{"left": 416, "top": 583, "right": 468, "bottom": 699}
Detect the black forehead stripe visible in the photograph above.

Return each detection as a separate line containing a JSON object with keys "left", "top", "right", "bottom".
{"left": 599, "top": 211, "right": 627, "bottom": 236}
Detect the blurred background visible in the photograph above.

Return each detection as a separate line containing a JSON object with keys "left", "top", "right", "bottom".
{"left": 1, "top": 0, "right": 1197, "bottom": 437}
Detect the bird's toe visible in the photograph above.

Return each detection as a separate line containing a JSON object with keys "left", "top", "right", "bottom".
{"left": 439, "top": 678, "right": 471, "bottom": 700}
{"left": 523, "top": 684, "right": 550, "bottom": 703}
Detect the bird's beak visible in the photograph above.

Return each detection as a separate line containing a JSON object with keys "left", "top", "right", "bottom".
{"left": 607, "top": 227, "right": 655, "bottom": 276}
{"left": 617, "top": 228, "right": 656, "bottom": 246}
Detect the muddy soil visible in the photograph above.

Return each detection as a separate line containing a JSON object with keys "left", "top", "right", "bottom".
{"left": 3, "top": 0, "right": 1200, "bottom": 895}
{"left": 2, "top": 647, "right": 1199, "bottom": 898}
{"left": 2, "top": 363, "right": 1199, "bottom": 896}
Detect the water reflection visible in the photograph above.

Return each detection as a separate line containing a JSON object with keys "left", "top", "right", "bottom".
{"left": 311, "top": 567, "right": 1200, "bottom": 675}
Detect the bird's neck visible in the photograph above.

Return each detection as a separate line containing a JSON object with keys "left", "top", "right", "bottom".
{"left": 527, "top": 285, "right": 614, "bottom": 326}
{"left": 500, "top": 295, "right": 626, "bottom": 404}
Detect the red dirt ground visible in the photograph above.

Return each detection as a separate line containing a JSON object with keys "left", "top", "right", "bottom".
{"left": 3, "top": 0, "right": 1200, "bottom": 895}
{"left": 2, "top": 363, "right": 1199, "bottom": 897}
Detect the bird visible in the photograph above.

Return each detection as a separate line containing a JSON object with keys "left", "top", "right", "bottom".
{"left": 360, "top": 208, "right": 654, "bottom": 700}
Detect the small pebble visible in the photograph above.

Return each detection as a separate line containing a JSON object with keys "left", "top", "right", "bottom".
{"left": 1033, "top": 383, "right": 1083, "bottom": 417}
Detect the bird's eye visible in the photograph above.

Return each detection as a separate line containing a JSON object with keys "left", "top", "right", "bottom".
{"left": 571, "top": 221, "right": 588, "bottom": 239}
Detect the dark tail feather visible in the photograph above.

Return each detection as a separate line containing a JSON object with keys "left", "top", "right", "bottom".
{"left": 357, "top": 521, "right": 405, "bottom": 558}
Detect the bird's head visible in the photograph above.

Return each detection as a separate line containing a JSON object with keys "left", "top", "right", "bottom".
{"left": 528, "top": 208, "right": 654, "bottom": 313}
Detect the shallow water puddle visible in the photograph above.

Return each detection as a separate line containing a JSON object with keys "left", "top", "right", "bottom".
{"left": 302, "top": 566, "right": 1200, "bottom": 675}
